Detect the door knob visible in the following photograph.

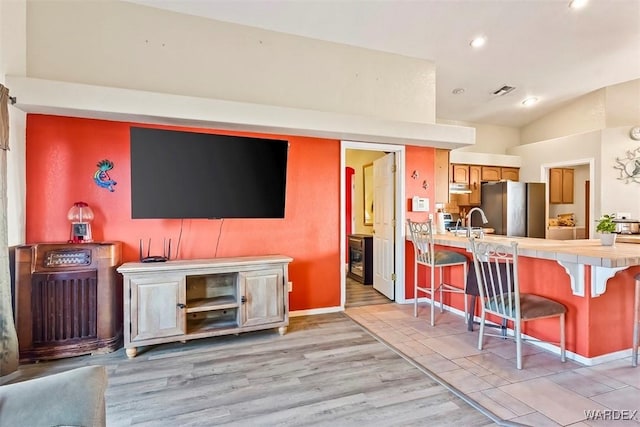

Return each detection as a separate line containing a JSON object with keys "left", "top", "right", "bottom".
{"left": 176, "top": 303, "right": 186, "bottom": 309}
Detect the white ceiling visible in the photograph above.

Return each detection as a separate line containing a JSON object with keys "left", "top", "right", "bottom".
{"left": 128, "top": 0, "right": 640, "bottom": 128}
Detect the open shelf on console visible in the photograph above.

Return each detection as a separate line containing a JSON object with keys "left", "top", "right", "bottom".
{"left": 187, "top": 308, "right": 238, "bottom": 333}
{"left": 187, "top": 295, "right": 238, "bottom": 313}
{"left": 186, "top": 272, "right": 237, "bottom": 314}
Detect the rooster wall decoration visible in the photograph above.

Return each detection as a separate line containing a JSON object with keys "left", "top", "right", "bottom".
{"left": 94, "top": 159, "right": 117, "bottom": 191}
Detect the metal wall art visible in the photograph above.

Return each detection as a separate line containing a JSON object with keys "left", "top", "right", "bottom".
{"left": 614, "top": 147, "right": 640, "bottom": 184}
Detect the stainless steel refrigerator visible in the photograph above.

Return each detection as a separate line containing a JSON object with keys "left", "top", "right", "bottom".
{"left": 474, "top": 181, "right": 546, "bottom": 238}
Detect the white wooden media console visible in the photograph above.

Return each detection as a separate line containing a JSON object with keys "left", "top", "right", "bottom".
{"left": 117, "top": 255, "right": 292, "bottom": 358}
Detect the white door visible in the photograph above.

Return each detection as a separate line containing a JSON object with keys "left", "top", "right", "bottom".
{"left": 372, "top": 153, "right": 395, "bottom": 300}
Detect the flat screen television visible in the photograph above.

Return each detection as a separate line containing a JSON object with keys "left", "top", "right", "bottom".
{"left": 130, "top": 127, "right": 289, "bottom": 219}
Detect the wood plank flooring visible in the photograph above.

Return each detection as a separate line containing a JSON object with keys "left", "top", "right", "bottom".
{"left": 345, "top": 276, "right": 391, "bottom": 308}
{"left": 8, "top": 313, "right": 496, "bottom": 426}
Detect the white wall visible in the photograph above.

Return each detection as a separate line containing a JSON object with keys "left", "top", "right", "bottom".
{"left": 520, "top": 78, "right": 640, "bottom": 145}
{"left": 520, "top": 90, "right": 607, "bottom": 145}
{"left": 26, "top": 0, "right": 437, "bottom": 124}
{"left": 440, "top": 120, "right": 521, "bottom": 154}
{"left": 509, "top": 131, "right": 601, "bottom": 236}
{"left": 1, "top": 0, "right": 27, "bottom": 246}
{"left": 600, "top": 127, "right": 640, "bottom": 219}
{"left": 605, "top": 79, "right": 640, "bottom": 127}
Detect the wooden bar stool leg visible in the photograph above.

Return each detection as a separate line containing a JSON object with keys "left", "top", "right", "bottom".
{"left": 632, "top": 274, "right": 640, "bottom": 367}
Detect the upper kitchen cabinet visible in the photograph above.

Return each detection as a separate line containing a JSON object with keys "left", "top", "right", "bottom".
{"left": 481, "top": 166, "right": 501, "bottom": 181}
{"left": 452, "top": 164, "right": 470, "bottom": 183}
{"left": 449, "top": 163, "right": 481, "bottom": 206}
{"left": 500, "top": 167, "right": 520, "bottom": 181}
{"left": 468, "top": 165, "right": 482, "bottom": 205}
{"left": 448, "top": 162, "right": 519, "bottom": 207}
{"left": 549, "top": 168, "right": 574, "bottom": 204}
{"left": 481, "top": 166, "right": 519, "bottom": 181}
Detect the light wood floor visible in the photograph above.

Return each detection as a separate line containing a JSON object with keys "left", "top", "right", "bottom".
{"left": 7, "top": 313, "right": 497, "bottom": 427}
{"left": 345, "top": 276, "right": 392, "bottom": 308}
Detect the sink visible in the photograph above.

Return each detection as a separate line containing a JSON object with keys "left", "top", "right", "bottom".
{"left": 448, "top": 227, "right": 485, "bottom": 238}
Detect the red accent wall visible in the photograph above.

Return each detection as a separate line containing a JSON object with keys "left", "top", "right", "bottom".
{"left": 25, "top": 114, "right": 437, "bottom": 312}
{"left": 345, "top": 166, "right": 355, "bottom": 263}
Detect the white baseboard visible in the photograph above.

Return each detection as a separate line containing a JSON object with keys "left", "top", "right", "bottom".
{"left": 290, "top": 305, "right": 343, "bottom": 317}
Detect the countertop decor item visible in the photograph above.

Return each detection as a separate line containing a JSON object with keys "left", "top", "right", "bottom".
{"left": 596, "top": 214, "right": 617, "bottom": 246}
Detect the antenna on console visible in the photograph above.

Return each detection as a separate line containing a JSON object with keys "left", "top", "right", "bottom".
{"left": 140, "top": 238, "right": 169, "bottom": 263}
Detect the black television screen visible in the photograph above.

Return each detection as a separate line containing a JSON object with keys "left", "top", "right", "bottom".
{"left": 130, "top": 127, "right": 288, "bottom": 219}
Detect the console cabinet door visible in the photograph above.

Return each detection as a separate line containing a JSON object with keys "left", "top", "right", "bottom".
{"left": 240, "top": 268, "right": 284, "bottom": 327}
{"left": 130, "top": 275, "right": 186, "bottom": 341}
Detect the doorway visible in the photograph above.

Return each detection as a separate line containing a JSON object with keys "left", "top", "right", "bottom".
{"left": 340, "top": 141, "right": 406, "bottom": 309}
{"left": 542, "top": 159, "right": 595, "bottom": 238}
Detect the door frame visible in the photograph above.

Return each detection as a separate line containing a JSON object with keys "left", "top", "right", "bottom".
{"left": 340, "top": 141, "right": 406, "bottom": 308}
{"left": 541, "top": 158, "right": 595, "bottom": 238}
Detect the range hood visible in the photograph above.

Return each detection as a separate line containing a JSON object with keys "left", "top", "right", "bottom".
{"left": 449, "top": 182, "right": 472, "bottom": 194}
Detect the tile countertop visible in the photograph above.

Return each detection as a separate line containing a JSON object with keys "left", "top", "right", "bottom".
{"left": 416, "top": 233, "right": 640, "bottom": 268}
{"left": 616, "top": 234, "right": 640, "bottom": 244}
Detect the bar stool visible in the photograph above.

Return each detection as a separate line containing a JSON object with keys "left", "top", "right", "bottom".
{"left": 633, "top": 273, "right": 640, "bottom": 367}
{"left": 407, "top": 219, "right": 468, "bottom": 326}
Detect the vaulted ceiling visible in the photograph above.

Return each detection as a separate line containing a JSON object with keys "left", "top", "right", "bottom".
{"left": 127, "top": 0, "right": 640, "bottom": 128}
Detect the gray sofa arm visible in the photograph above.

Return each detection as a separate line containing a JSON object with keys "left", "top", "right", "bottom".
{"left": 0, "top": 365, "right": 107, "bottom": 427}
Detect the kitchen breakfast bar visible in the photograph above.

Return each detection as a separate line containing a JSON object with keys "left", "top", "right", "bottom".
{"left": 406, "top": 233, "right": 640, "bottom": 364}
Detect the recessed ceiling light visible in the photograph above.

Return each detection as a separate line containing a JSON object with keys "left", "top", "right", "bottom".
{"left": 452, "top": 88, "right": 465, "bottom": 95}
{"left": 469, "top": 36, "right": 487, "bottom": 48}
{"left": 569, "top": 0, "right": 588, "bottom": 9}
{"left": 522, "top": 97, "right": 539, "bottom": 106}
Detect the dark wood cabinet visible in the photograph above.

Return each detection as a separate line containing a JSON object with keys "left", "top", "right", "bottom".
{"left": 14, "top": 242, "right": 122, "bottom": 362}
{"left": 348, "top": 234, "right": 373, "bottom": 284}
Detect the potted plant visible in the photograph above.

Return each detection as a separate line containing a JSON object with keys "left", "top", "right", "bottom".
{"left": 596, "top": 214, "right": 617, "bottom": 246}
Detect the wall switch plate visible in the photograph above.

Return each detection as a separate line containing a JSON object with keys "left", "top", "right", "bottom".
{"left": 288, "top": 281, "right": 293, "bottom": 292}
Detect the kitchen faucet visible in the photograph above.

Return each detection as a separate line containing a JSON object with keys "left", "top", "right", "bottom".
{"left": 466, "top": 207, "right": 489, "bottom": 238}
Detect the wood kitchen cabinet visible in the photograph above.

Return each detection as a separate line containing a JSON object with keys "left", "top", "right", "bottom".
{"left": 118, "top": 255, "right": 291, "bottom": 358}
{"left": 481, "top": 166, "right": 501, "bottom": 181}
{"left": 501, "top": 167, "right": 520, "bottom": 181}
{"left": 468, "top": 165, "right": 482, "bottom": 205}
{"left": 450, "top": 163, "right": 519, "bottom": 207}
{"left": 450, "top": 164, "right": 481, "bottom": 206}
{"left": 452, "top": 164, "right": 470, "bottom": 184}
{"left": 549, "top": 168, "right": 574, "bottom": 204}
{"left": 481, "top": 166, "right": 519, "bottom": 181}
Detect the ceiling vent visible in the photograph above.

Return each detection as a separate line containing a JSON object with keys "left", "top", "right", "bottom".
{"left": 492, "top": 85, "right": 516, "bottom": 96}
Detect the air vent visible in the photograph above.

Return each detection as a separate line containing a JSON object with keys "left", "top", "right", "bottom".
{"left": 492, "top": 85, "right": 516, "bottom": 96}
